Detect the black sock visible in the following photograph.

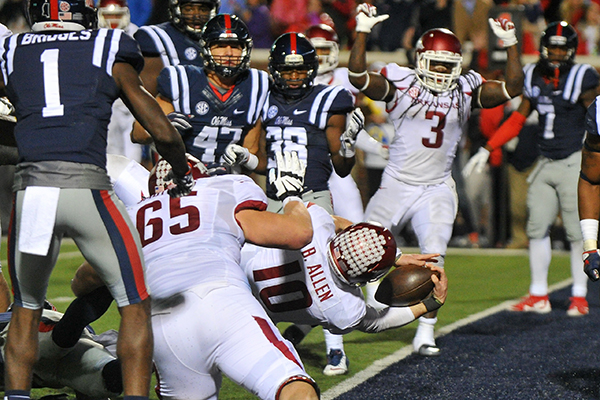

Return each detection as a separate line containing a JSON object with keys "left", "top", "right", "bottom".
{"left": 51, "top": 286, "right": 113, "bottom": 348}
{"left": 102, "top": 359, "right": 123, "bottom": 394}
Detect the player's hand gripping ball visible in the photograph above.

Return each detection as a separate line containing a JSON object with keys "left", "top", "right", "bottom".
{"left": 374, "top": 265, "right": 441, "bottom": 307}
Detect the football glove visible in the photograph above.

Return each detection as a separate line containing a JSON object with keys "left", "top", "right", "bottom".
{"left": 489, "top": 18, "right": 518, "bottom": 48}
{"left": 339, "top": 107, "right": 365, "bottom": 158}
{"left": 462, "top": 147, "right": 490, "bottom": 178}
{"left": 167, "top": 112, "right": 193, "bottom": 137}
{"left": 269, "top": 151, "right": 306, "bottom": 201}
{"left": 167, "top": 167, "right": 194, "bottom": 198}
{"left": 583, "top": 250, "right": 600, "bottom": 281}
{"left": 355, "top": 3, "right": 389, "bottom": 33}
{"left": 223, "top": 144, "right": 259, "bottom": 170}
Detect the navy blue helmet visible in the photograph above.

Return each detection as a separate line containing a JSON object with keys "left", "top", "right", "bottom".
{"left": 169, "top": 0, "right": 220, "bottom": 40}
{"left": 200, "top": 14, "right": 253, "bottom": 78}
{"left": 269, "top": 33, "right": 319, "bottom": 100}
{"left": 27, "top": 0, "right": 98, "bottom": 31}
{"left": 539, "top": 21, "right": 578, "bottom": 74}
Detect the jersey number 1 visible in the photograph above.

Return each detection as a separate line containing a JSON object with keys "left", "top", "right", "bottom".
{"left": 40, "top": 49, "right": 65, "bottom": 118}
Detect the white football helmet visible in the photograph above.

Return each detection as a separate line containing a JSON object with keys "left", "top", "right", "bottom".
{"left": 415, "top": 28, "right": 463, "bottom": 93}
{"left": 98, "top": 0, "right": 130, "bottom": 29}
{"left": 305, "top": 24, "right": 340, "bottom": 74}
{"left": 327, "top": 222, "right": 397, "bottom": 286}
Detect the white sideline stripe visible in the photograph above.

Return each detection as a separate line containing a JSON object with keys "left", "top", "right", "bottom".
{"left": 322, "top": 277, "right": 574, "bottom": 400}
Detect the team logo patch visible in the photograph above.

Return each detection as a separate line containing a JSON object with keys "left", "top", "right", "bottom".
{"left": 59, "top": 1, "right": 71, "bottom": 11}
{"left": 267, "top": 105, "right": 278, "bottom": 119}
{"left": 408, "top": 86, "right": 420, "bottom": 99}
{"left": 184, "top": 47, "right": 198, "bottom": 61}
{"left": 195, "top": 101, "right": 209, "bottom": 115}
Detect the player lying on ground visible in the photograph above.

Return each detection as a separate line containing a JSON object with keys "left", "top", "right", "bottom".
{"left": 241, "top": 204, "right": 447, "bottom": 335}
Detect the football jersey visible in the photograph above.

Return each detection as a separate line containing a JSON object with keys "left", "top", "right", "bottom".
{"left": 262, "top": 85, "right": 354, "bottom": 194}
{"left": 585, "top": 95, "right": 600, "bottom": 136}
{"left": 133, "top": 22, "right": 203, "bottom": 67}
{"left": 0, "top": 29, "right": 143, "bottom": 169}
{"left": 157, "top": 66, "right": 269, "bottom": 163}
{"left": 128, "top": 174, "right": 267, "bottom": 299}
{"left": 314, "top": 67, "right": 359, "bottom": 103}
{"left": 241, "top": 205, "right": 366, "bottom": 333}
{"left": 381, "top": 65, "right": 483, "bottom": 185}
{"left": 523, "top": 62, "right": 599, "bottom": 160}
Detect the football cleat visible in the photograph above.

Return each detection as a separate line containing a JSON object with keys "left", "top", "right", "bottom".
{"left": 322, "top": 349, "right": 349, "bottom": 376}
{"left": 415, "top": 344, "right": 441, "bottom": 357}
{"left": 510, "top": 294, "right": 551, "bottom": 313}
{"left": 567, "top": 296, "right": 589, "bottom": 317}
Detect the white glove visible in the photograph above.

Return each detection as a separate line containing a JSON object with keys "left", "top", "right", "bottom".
{"left": 339, "top": 108, "right": 365, "bottom": 158}
{"left": 489, "top": 18, "right": 518, "bottom": 48}
{"left": 223, "top": 144, "right": 259, "bottom": 170}
{"left": 355, "top": 3, "right": 390, "bottom": 33}
{"left": 269, "top": 151, "right": 306, "bottom": 201}
{"left": 462, "top": 147, "right": 490, "bottom": 178}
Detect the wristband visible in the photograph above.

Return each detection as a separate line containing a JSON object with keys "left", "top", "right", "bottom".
{"left": 581, "top": 219, "right": 599, "bottom": 251}
{"left": 244, "top": 153, "right": 259, "bottom": 171}
{"left": 422, "top": 295, "right": 443, "bottom": 312}
{"left": 348, "top": 70, "right": 368, "bottom": 78}
{"left": 282, "top": 196, "right": 303, "bottom": 206}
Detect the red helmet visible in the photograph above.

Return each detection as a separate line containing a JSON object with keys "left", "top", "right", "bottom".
{"left": 305, "top": 24, "right": 340, "bottom": 74}
{"left": 327, "top": 222, "right": 397, "bottom": 286}
{"left": 415, "top": 28, "right": 463, "bottom": 92}
{"left": 148, "top": 154, "right": 210, "bottom": 195}
{"left": 98, "top": 0, "right": 130, "bottom": 29}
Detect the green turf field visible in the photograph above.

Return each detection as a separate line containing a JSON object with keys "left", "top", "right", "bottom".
{"left": 0, "top": 240, "right": 573, "bottom": 399}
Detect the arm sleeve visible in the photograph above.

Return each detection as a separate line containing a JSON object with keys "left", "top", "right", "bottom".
{"left": 487, "top": 110, "right": 527, "bottom": 151}
{"left": 355, "top": 305, "right": 415, "bottom": 333}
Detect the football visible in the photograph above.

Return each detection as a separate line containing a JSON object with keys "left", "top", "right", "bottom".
{"left": 374, "top": 265, "right": 440, "bottom": 307}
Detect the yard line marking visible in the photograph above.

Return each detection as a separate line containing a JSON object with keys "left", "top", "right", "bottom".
{"left": 322, "top": 278, "right": 573, "bottom": 400}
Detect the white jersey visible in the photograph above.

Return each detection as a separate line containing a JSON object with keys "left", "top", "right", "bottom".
{"left": 314, "top": 67, "right": 359, "bottom": 101}
{"left": 106, "top": 154, "right": 149, "bottom": 207}
{"left": 241, "top": 205, "right": 366, "bottom": 334}
{"left": 383, "top": 65, "right": 483, "bottom": 185}
{"left": 128, "top": 175, "right": 267, "bottom": 299}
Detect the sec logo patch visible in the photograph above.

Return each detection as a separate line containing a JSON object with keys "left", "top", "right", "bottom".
{"left": 185, "top": 47, "right": 198, "bottom": 61}
{"left": 195, "top": 101, "right": 209, "bottom": 115}
{"left": 267, "top": 105, "right": 278, "bottom": 119}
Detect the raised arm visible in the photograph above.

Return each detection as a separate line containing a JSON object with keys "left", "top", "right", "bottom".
{"left": 478, "top": 18, "right": 524, "bottom": 108}
{"left": 347, "top": 4, "right": 394, "bottom": 103}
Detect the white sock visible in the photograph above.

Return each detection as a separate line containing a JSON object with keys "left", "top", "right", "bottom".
{"left": 413, "top": 316, "right": 437, "bottom": 348}
{"left": 528, "top": 237, "right": 551, "bottom": 296}
{"left": 570, "top": 240, "right": 588, "bottom": 298}
{"left": 324, "top": 329, "right": 344, "bottom": 353}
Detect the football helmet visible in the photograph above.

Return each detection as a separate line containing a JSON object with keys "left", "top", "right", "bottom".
{"left": 269, "top": 33, "right": 319, "bottom": 100}
{"left": 169, "top": 0, "right": 220, "bottom": 40}
{"left": 415, "top": 28, "right": 463, "bottom": 93}
{"left": 327, "top": 222, "right": 397, "bottom": 287}
{"left": 538, "top": 21, "right": 578, "bottom": 74}
{"left": 27, "top": 0, "right": 98, "bottom": 31}
{"left": 148, "top": 154, "right": 210, "bottom": 195}
{"left": 97, "top": 0, "right": 130, "bottom": 30}
{"left": 305, "top": 24, "right": 339, "bottom": 74}
{"left": 200, "top": 14, "right": 253, "bottom": 78}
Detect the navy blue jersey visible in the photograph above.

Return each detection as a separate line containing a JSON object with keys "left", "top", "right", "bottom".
{"left": 523, "top": 62, "right": 599, "bottom": 160}
{"left": 0, "top": 29, "right": 143, "bottom": 168}
{"left": 262, "top": 84, "right": 354, "bottom": 196}
{"left": 157, "top": 65, "right": 269, "bottom": 163}
{"left": 585, "top": 95, "right": 600, "bottom": 136}
{"left": 134, "top": 22, "right": 203, "bottom": 67}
